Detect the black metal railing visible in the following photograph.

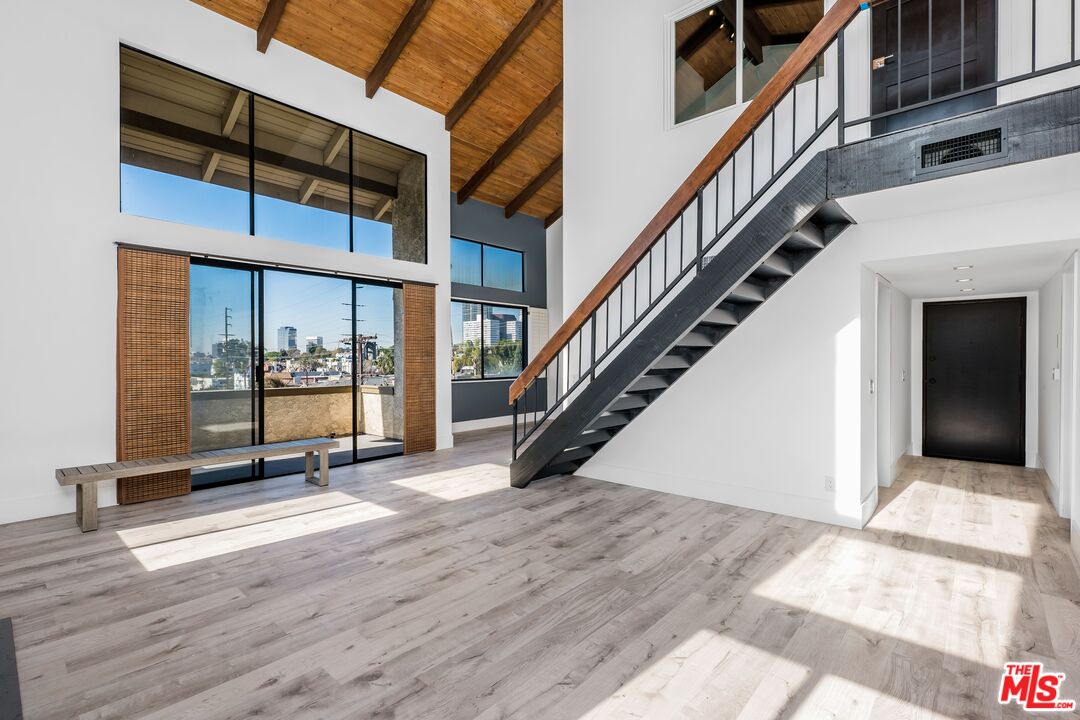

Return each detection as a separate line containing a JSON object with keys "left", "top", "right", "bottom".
{"left": 512, "top": 0, "right": 1080, "bottom": 461}
{"left": 845, "top": 0, "right": 1080, "bottom": 132}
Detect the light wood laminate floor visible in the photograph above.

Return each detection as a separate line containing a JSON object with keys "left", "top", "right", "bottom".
{"left": 1, "top": 429, "right": 1079, "bottom": 719}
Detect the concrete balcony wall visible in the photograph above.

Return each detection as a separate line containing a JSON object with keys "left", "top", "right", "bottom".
{"left": 191, "top": 385, "right": 400, "bottom": 452}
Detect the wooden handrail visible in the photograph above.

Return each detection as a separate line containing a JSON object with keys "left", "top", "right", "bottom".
{"left": 509, "top": 0, "right": 862, "bottom": 404}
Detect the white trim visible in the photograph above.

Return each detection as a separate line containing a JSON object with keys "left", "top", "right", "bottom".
{"left": 663, "top": 0, "right": 747, "bottom": 131}
{"left": 452, "top": 416, "right": 513, "bottom": 433}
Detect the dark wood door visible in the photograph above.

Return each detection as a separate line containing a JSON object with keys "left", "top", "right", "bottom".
{"left": 923, "top": 298, "right": 1026, "bottom": 466}
{"left": 871, "top": 0, "right": 997, "bottom": 134}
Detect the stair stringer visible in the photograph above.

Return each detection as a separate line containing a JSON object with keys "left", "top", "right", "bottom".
{"left": 511, "top": 153, "right": 833, "bottom": 488}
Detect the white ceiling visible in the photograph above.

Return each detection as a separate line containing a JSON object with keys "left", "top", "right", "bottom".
{"left": 868, "top": 238, "right": 1080, "bottom": 299}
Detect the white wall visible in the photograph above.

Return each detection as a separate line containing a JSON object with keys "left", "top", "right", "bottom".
{"left": 0, "top": 0, "right": 453, "bottom": 525}
{"left": 890, "top": 288, "right": 912, "bottom": 479}
{"left": 580, "top": 177, "right": 1079, "bottom": 529}
{"left": 1040, "top": 272, "right": 1065, "bottom": 499}
{"left": 1039, "top": 253, "right": 1080, "bottom": 518}
{"left": 563, "top": 0, "right": 753, "bottom": 312}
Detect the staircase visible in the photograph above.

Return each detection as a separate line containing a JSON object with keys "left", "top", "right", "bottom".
{"left": 507, "top": 0, "right": 1080, "bottom": 488}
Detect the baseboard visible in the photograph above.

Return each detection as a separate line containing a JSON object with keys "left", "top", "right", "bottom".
{"left": 883, "top": 448, "right": 913, "bottom": 488}
{"left": 577, "top": 460, "right": 870, "bottom": 529}
{"left": 1071, "top": 518, "right": 1080, "bottom": 572}
{"left": 452, "top": 415, "right": 513, "bottom": 433}
{"left": 1027, "top": 450, "right": 1040, "bottom": 469}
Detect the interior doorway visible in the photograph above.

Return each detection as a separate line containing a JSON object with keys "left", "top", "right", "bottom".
{"left": 923, "top": 298, "right": 1026, "bottom": 465}
{"left": 870, "top": 0, "right": 997, "bottom": 135}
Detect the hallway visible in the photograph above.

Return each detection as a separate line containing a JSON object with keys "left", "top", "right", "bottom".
{"left": 0, "top": 431, "right": 1078, "bottom": 718}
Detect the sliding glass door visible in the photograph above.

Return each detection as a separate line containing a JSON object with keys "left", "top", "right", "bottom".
{"left": 189, "top": 263, "right": 259, "bottom": 487}
{"left": 189, "top": 260, "right": 404, "bottom": 488}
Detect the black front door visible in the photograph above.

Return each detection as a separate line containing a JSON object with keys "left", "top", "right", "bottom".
{"left": 923, "top": 298, "right": 1026, "bottom": 466}
{"left": 871, "top": 0, "right": 997, "bottom": 135}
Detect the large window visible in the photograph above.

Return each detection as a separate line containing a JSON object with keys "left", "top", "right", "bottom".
{"left": 451, "top": 237, "right": 525, "bottom": 292}
{"left": 120, "top": 47, "right": 427, "bottom": 263}
{"left": 673, "top": 1, "right": 823, "bottom": 125}
{"left": 451, "top": 301, "right": 526, "bottom": 380}
{"left": 189, "top": 260, "right": 405, "bottom": 488}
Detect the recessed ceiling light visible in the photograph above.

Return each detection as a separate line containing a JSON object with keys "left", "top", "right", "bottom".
{"left": 956, "top": 278, "right": 974, "bottom": 283}
{"left": 961, "top": 288, "right": 976, "bottom": 293}
{"left": 953, "top": 265, "right": 974, "bottom": 270}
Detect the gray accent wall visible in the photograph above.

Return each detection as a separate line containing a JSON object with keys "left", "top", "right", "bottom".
{"left": 450, "top": 193, "right": 546, "bottom": 308}
{"left": 450, "top": 193, "right": 547, "bottom": 423}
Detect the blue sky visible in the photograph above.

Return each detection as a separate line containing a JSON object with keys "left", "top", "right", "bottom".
{"left": 126, "top": 165, "right": 400, "bottom": 354}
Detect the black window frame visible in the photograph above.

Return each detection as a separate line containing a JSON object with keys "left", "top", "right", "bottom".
{"left": 119, "top": 45, "right": 429, "bottom": 264}
{"left": 450, "top": 236, "right": 525, "bottom": 292}
{"left": 450, "top": 299, "right": 529, "bottom": 382}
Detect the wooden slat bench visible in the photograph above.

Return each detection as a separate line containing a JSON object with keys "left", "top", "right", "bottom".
{"left": 55, "top": 437, "right": 340, "bottom": 532}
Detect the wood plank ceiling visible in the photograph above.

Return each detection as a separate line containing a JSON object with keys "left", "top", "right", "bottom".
{"left": 191, "top": 0, "right": 563, "bottom": 225}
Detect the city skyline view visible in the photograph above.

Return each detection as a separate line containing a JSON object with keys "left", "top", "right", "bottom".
{"left": 191, "top": 264, "right": 398, "bottom": 357}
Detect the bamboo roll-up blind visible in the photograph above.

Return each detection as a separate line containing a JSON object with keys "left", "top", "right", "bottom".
{"left": 116, "top": 248, "right": 192, "bottom": 503}
{"left": 403, "top": 283, "right": 436, "bottom": 454}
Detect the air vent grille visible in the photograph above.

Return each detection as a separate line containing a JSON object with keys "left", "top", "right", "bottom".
{"left": 921, "top": 129, "right": 1002, "bottom": 169}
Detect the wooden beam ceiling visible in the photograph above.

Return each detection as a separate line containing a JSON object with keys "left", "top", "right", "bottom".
{"left": 544, "top": 206, "right": 562, "bottom": 228}
{"left": 444, "top": 0, "right": 558, "bottom": 131}
{"left": 505, "top": 154, "right": 561, "bottom": 218}
{"left": 191, "top": 0, "right": 564, "bottom": 221}
{"left": 365, "top": 0, "right": 434, "bottom": 99}
{"left": 256, "top": 0, "right": 289, "bottom": 53}
{"left": 458, "top": 82, "right": 561, "bottom": 204}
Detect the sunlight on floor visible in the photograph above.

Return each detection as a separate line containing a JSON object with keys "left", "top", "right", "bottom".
{"left": 120, "top": 497, "right": 396, "bottom": 571}
{"left": 390, "top": 462, "right": 508, "bottom": 500}
{"left": 117, "top": 491, "right": 368, "bottom": 547}
{"left": 751, "top": 532, "right": 1022, "bottom": 664}
{"left": 579, "top": 627, "right": 794, "bottom": 719}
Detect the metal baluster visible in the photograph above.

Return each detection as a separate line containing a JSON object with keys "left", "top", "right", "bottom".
{"left": 1032, "top": 0, "right": 1037, "bottom": 73}
{"left": 696, "top": 186, "right": 705, "bottom": 271}
{"left": 663, "top": 229, "right": 668, "bottom": 287}
{"left": 792, "top": 80, "right": 797, "bottom": 157}
{"left": 512, "top": 398, "right": 519, "bottom": 459}
{"left": 620, "top": 283, "right": 624, "bottom": 334}
{"left": 750, "top": 131, "right": 756, "bottom": 197}
{"left": 960, "top": 0, "right": 965, "bottom": 91}
{"left": 731, "top": 155, "right": 737, "bottom": 219}
{"left": 838, "top": 34, "right": 847, "bottom": 145}
{"left": 928, "top": 0, "right": 933, "bottom": 101}
{"left": 897, "top": 0, "right": 902, "bottom": 111}
{"left": 770, "top": 109, "right": 776, "bottom": 174}
{"left": 590, "top": 313, "right": 597, "bottom": 381}
{"left": 815, "top": 51, "right": 820, "bottom": 127}
{"left": 679, "top": 212, "right": 685, "bottom": 270}
{"left": 714, "top": 172, "right": 720, "bottom": 236}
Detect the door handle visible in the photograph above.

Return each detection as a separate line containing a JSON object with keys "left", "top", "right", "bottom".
{"left": 928, "top": 377, "right": 937, "bottom": 384}
{"left": 872, "top": 54, "right": 895, "bottom": 70}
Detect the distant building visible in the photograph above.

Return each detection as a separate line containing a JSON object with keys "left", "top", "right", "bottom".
{"left": 277, "top": 326, "right": 297, "bottom": 352}
{"left": 463, "top": 311, "right": 522, "bottom": 344}
{"left": 305, "top": 335, "right": 324, "bottom": 352}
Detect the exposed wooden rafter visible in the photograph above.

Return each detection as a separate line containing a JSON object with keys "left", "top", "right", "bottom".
{"left": 256, "top": 0, "right": 290, "bottom": 53}
{"left": 366, "top": 0, "right": 435, "bottom": 98}
{"left": 458, "top": 82, "right": 562, "bottom": 204}
{"left": 298, "top": 177, "right": 319, "bottom": 204}
{"left": 717, "top": 0, "right": 764, "bottom": 64}
{"left": 505, "top": 154, "right": 561, "bottom": 219}
{"left": 445, "top": 0, "right": 558, "bottom": 131}
{"left": 201, "top": 152, "right": 222, "bottom": 182}
{"left": 221, "top": 89, "right": 248, "bottom": 136}
{"left": 323, "top": 126, "right": 348, "bottom": 165}
{"left": 544, "top": 206, "right": 562, "bottom": 228}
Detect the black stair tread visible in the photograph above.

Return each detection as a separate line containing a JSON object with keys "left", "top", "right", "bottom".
{"left": 570, "top": 429, "right": 612, "bottom": 447}
{"left": 589, "top": 412, "right": 631, "bottom": 430}
{"left": 700, "top": 307, "right": 739, "bottom": 325}
{"left": 675, "top": 331, "right": 715, "bottom": 348}
{"left": 609, "top": 394, "right": 649, "bottom": 412}
{"left": 540, "top": 460, "right": 583, "bottom": 478}
{"left": 727, "top": 280, "right": 766, "bottom": 303}
{"left": 784, "top": 221, "right": 825, "bottom": 250}
{"left": 752, "top": 252, "right": 794, "bottom": 279}
{"left": 628, "top": 375, "right": 669, "bottom": 393}
{"left": 553, "top": 445, "right": 595, "bottom": 464}
{"left": 651, "top": 354, "right": 691, "bottom": 370}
